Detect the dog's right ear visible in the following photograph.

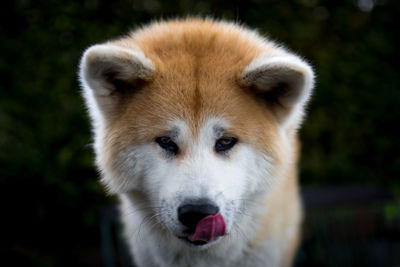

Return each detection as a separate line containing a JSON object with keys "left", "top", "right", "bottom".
{"left": 79, "top": 44, "right": 154, "bottom": 121}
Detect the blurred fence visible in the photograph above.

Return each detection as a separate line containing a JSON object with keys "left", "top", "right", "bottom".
{"left": 296, "top": 185, "right": 400, "bottom": 267}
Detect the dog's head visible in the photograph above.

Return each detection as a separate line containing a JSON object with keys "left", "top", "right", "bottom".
{"left": 79, "top": 19, "right": 314, "bottom": 247}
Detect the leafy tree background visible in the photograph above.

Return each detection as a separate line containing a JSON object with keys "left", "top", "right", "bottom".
{"left": 1, "top": 0, "right": 399, "bottom": 265}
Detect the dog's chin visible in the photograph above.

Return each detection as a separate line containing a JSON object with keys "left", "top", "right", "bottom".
{"left": 176, "top": 235, "right": 224, "bottom": 249}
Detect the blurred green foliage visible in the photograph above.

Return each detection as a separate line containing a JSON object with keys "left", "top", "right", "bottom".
{"left": 1, "top": 0, "right": 399, "bottom": 265}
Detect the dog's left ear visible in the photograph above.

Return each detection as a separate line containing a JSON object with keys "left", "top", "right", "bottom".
{"left": 240, "top": 55, "right": 314, "bottom": 130}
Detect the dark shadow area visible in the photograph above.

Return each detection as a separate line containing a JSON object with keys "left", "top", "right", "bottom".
{"left": 296, "top": 185, "right": 400, "bottom": 267}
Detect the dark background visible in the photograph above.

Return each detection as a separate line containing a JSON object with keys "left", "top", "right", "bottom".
{"left": 1, "top": 0, "right": 399, "bottom": 266}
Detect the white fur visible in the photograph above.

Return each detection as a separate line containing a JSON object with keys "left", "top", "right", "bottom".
{"left": 118, "top": 118, "right": 279, "bottom": 267}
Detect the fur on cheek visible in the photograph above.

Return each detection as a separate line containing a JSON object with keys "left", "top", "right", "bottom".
{"left": 98, "top": 144, "right": 153, "bottom": 193}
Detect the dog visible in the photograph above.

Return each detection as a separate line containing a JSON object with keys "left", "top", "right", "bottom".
{"left": 79, "top": 18, "right": 314, "bottom": 267}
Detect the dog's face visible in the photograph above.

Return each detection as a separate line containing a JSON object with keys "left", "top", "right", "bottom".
{"left": 80, "top": 20, "right": 313, "bottom": 247}
{"left": 116, "top": 116, "right": 276, "bottom": 246}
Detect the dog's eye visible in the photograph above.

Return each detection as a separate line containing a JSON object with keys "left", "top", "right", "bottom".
{"left": 155, "top": 136, "right": 179, "bottom": 155}
{"left": 215, "top": 137, "right": 238, "bottom": 153}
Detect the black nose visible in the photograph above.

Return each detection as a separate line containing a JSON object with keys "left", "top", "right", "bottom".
{"left": 177, "top": 198, "right": 219, "bottom": 229}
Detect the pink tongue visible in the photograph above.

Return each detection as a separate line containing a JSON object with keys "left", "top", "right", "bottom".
{"left": 188, "top": 213, "right": 226, "bottom": 242}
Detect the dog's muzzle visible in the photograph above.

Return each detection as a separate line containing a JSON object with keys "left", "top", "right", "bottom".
{"left": 177, "top": 198, "right": 226, "bottom": 245}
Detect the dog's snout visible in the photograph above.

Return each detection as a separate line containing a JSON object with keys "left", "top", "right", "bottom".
{"left": 177, "top": 198, "right": 219, "bottom": 229}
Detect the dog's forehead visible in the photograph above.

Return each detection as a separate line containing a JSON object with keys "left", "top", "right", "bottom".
{"left": 168, "top": 117, "right": 227, "bottom": 141}
{"left": 108, "top": 59, "right": 281, "bottom": 156}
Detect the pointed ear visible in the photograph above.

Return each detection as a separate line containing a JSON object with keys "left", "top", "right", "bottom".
{"left": 79, "top": 44, "right": 154, "bottom": 120}
{"left": 240, "top": 55, "right": 314, "bottom": 129}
